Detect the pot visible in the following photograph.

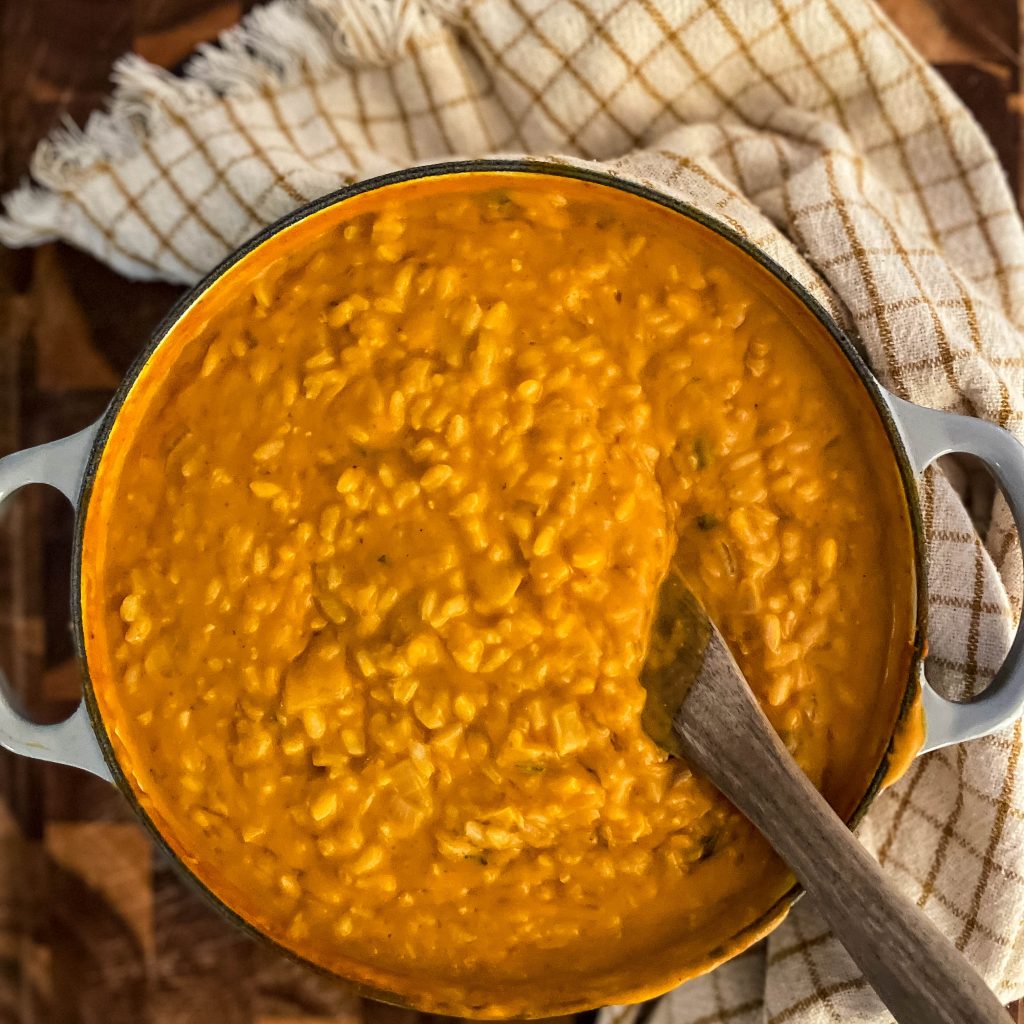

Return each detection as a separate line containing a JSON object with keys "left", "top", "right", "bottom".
{"left": 2, "top": 160, "right": 1024, "bottom": 1015}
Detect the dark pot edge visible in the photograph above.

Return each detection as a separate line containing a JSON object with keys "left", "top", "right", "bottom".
{"left": 68, "top": 157, "right": 929, "bottom": 1018}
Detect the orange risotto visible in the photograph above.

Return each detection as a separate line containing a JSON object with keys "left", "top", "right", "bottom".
{"left": 81, "top": 171, "right": 917, "bottom": 1016}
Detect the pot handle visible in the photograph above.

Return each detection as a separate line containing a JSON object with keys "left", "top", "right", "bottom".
{"left": 884, "top": 393, "right": 1024, "bottom": 754}
{"left": 0, "top": 423, "right": 112, "bottom": 781}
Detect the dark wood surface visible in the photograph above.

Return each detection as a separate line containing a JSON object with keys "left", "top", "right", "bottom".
{"left": 0, "top": 0, "right": 1021, "bottom": 1021}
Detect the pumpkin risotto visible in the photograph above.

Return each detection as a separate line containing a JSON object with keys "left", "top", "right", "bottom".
{"left": 82, "top": 171, "right": 916, "bottom": 1014}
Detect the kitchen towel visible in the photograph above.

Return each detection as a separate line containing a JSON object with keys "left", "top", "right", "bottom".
{"left": 2, "top": 1, "right": 1023, "bottom": 1021}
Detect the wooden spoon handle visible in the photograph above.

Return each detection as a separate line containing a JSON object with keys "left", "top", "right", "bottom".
{"left": 675, "top": 631, "right": 1010, "bottom": 1024}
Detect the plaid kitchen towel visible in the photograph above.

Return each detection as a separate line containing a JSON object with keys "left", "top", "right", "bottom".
{"left": 2, "top": 0, "right": 1024, "bottom": 1021}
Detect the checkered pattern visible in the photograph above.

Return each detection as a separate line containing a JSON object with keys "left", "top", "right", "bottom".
{"left": 1, "top": 1, "right": 1023, "bottom": 1021}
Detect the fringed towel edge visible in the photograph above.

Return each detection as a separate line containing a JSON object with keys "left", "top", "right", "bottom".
{"left": 0, "top": 0, "right": 463, "bottom": 245}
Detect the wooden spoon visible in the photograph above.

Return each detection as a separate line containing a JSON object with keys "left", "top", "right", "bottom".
{"left": 641, "top": 569, "right": 1010, "bottom": 1024}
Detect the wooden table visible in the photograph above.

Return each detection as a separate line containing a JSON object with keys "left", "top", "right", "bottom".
{"left": 0, "top": 1, "right": 1020, "bottom": 1021}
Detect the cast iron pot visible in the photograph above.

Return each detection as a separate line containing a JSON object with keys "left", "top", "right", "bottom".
{"left": 2, "top": 160, "right": 1024, "bottom": 1015}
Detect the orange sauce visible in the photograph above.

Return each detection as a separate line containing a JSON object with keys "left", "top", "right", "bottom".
{"left": 82, "top": 172, "right": 918, "bottom": 1015}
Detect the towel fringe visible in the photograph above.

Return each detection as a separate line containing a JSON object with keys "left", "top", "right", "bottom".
{"left": 4, "top": 0, "right": 461, "bottom": 205}
{"left": 309, "top": 0, "right": 432, "bottom": 68}
{"left": 0, "top": 183, "right": 62, "bottom": 246}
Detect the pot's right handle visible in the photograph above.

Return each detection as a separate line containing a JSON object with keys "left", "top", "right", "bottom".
{"left": 0, "top": 424, "right": 112, "bottom": 781}
{"left": 884, "top": 392, "right": 1024, "bottom": 754}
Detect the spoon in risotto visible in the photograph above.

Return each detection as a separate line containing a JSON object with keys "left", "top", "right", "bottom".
{"left": 641, "top": 569, "right": 1010, "bottom": 1024}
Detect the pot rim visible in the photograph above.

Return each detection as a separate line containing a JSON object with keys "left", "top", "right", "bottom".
{"left": 69, "top": 157, "right": 928, "bottom": 1017}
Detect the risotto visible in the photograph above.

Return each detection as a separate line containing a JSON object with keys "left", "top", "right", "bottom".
{"left": 81, "top": 171, "right": 917, "bottom": 1015}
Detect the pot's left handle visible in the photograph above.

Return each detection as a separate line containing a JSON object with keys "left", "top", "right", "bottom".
{"left": 0, "top": 424, "right": 112, "bottom": 781}
{"left": 884, "top": 393, "right": 1024, "bottom": 755}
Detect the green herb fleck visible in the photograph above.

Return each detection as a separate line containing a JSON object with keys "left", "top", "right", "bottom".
{"left": 693, "top": 436, "right": 711, "bottom": 470}
{"left": 481, "top": 189, "right": 522, "bottom": 221}
{"left": 465, "top": 853, "right": 489, "bottom": 865}
{"left": 719, "top": 541, "right": 737, "bottom": 577}
{"left": 516, "top": 760, "right": 547, "bottom": 774}
{"left": 696, "top": 514, "right": 718, "bottom": 531}
{"left": 697, "top": 832, "right": 719, "bottom": 862}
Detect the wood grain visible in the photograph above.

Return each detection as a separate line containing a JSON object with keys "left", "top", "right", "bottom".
{"left": 0, "top": 0, "right": 1021, "bottom": 1020}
